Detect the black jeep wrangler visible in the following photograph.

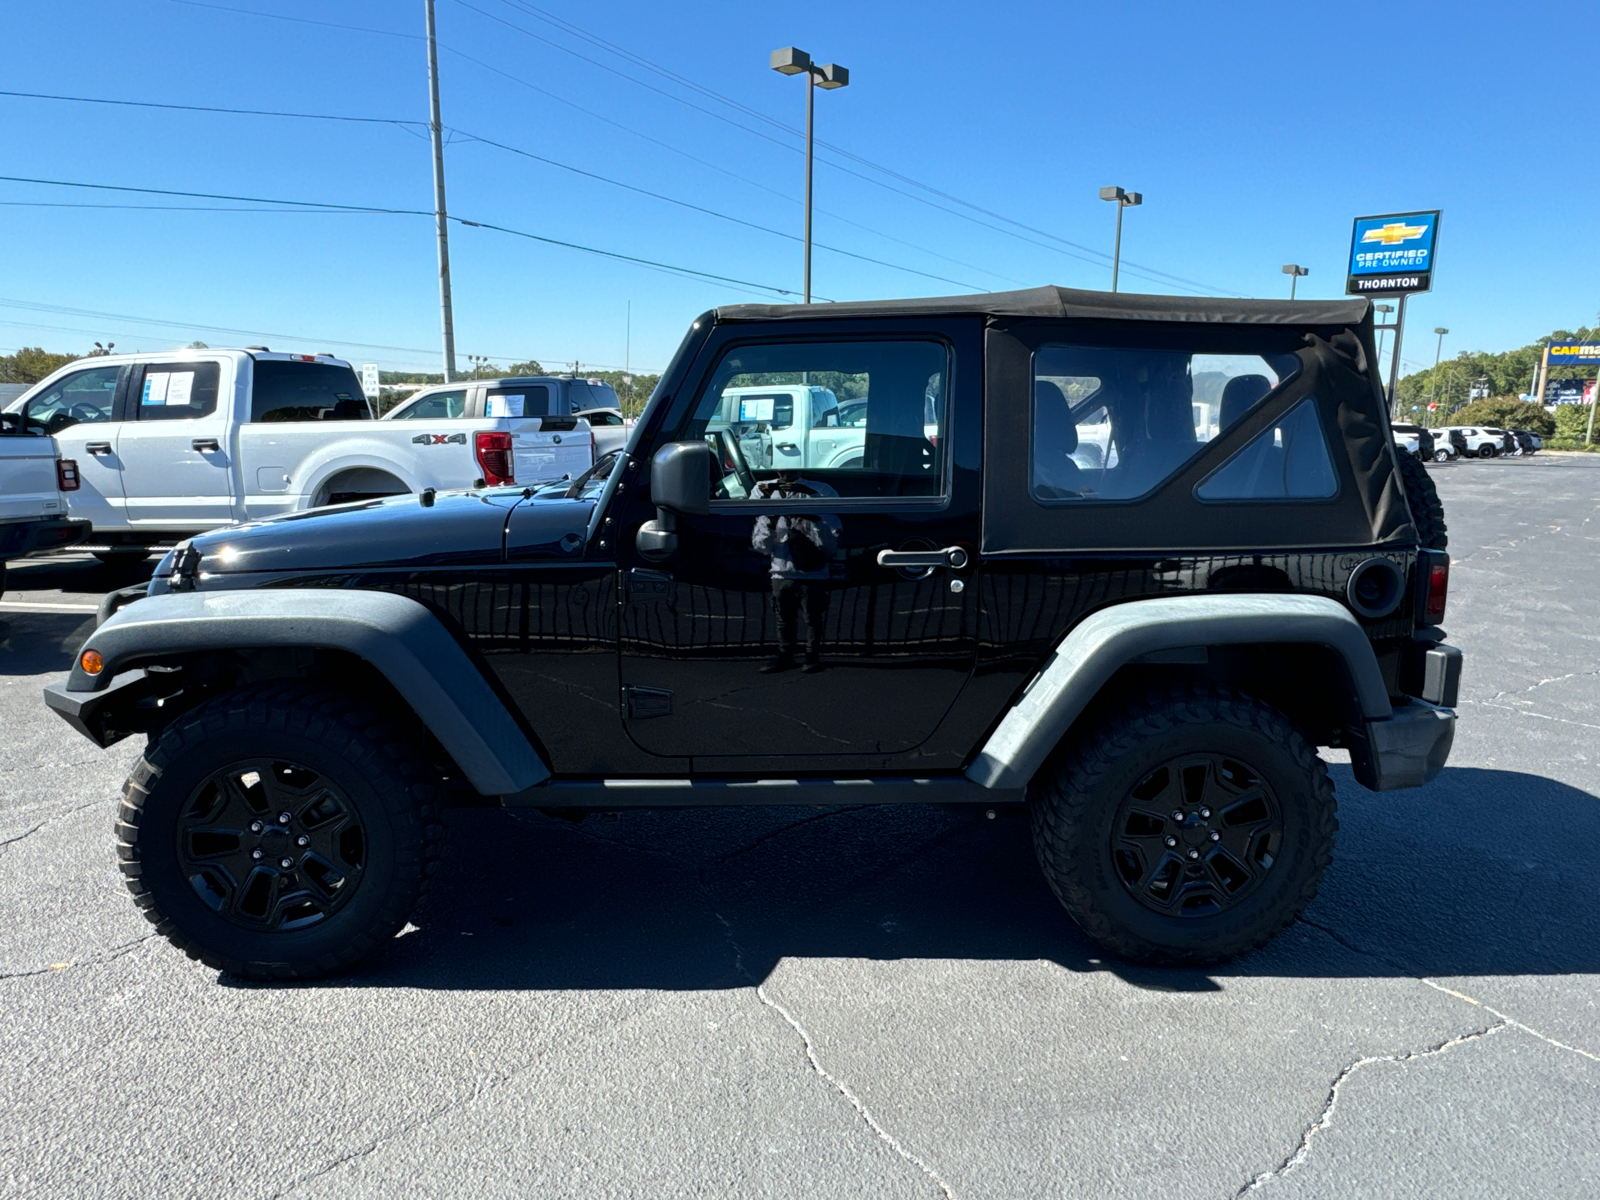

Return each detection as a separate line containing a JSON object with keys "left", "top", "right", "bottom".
{"left": 45, "top": 287, "right": 1460, "bottom": 979}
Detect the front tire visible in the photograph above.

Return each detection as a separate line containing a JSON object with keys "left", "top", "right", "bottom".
{"left": 117, "top": 682, "right": 444, "bottom": 980}
{"left": 1031, "top": 684, "right": 1336, "bottom": 965}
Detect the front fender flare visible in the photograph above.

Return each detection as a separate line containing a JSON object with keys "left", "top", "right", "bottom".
{"left": 48, "top": 589, "right": 550, "bottom": 795}
{"left": 966, "top": 593, "right": 1392, "bottom": 791}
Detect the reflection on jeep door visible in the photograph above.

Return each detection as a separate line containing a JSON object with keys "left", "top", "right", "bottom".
{"left": 618, "top": 330, "right": 980, "bottom": 765}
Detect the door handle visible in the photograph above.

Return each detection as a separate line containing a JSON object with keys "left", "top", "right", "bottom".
{"left": 86, "top": 441, "right": 113, "bottom": 455}
{"left": 191, "top": 438, "right": 221, "bottom": 452}
{"left": 876, "top": 546, "right": 970, "bottom": 569}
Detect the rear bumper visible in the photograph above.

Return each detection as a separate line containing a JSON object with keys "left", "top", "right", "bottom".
{"left": 1348, "top": 698, "right": 1456, "bottom": 792}
{"left": 1, "top": 516, "right": 90, "bottom": 558}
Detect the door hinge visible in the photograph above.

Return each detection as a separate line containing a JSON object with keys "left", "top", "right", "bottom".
{"left": 627, "top": 567, "right": 671, "bottom": 600}
{"left": 625, "top": 685, "right": 673, "bottom": 719}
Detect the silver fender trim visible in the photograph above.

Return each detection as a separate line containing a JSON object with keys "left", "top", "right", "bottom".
{"left": 966, "top": 593, "right": 1391, "bottom": 791}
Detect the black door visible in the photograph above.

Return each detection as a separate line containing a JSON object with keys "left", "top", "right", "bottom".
{"left": 616, "top": 326, "right": 982, "bottom": 766}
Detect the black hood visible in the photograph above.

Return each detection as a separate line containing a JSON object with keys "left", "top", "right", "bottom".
{"left": 180, "top": 487, "right": 594, "bottom": 576}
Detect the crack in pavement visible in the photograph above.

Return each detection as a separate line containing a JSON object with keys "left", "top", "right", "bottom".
{"left": 0, "top": 932, "right": 157, "bottom": 982}
{"left": 714, "top": 913, "right": 956, "bottom": 1199}
{"left": 1459, "top": 698, "right": 1600, "bottom": 733}
{"left": 0, "top": 799, "right": 100, "bottom": 860}
{"left": 1233, "top": 1021, "right": 1509, "bottom": 1196}
{"left": 1486, "top": 667, "right": 1600, "bottom": 705}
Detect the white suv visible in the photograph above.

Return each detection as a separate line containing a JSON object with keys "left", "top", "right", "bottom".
{"left": 1443, "top": 426, "right": 1504, "bottom": 458}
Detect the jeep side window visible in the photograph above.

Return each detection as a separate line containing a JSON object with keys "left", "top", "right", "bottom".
{"left": 1194, "top": 397, "right": 1338, "bottom": 501}
{"left": 1031, "top": 347, "right": 1299, "bottom": 503}
{"left": 687, "top": 340, "right": 947, "bottom": 500}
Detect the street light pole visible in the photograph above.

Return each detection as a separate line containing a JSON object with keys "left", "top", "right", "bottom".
{"left": 1098, "top": 186, "right": 1141, "bottom": 292}
{"left": 771, "top": 48, "right": 849, "bottom": 304}
{"left": 1282, "top": 263, "right": 1308, "bottom": 300}
{"left": 1427, "top": 327, "right": 1448, "bottom": 424}
{"left": 424, "top": 0, "right": 457, "bottom": 382}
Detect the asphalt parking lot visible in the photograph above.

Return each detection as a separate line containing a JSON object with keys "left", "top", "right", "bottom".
{"left": 3, "top": 455, "right": 1597, "bottom": 1198}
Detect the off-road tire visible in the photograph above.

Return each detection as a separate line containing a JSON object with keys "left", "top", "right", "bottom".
{"left": 117, "top": 682, "right": 445, "bottom": 980}
{"left": 1031, "top": 684, "right": 1336, "bottom": 965}
{"left": 1394, "top": 448, "right": 1448, "bottom": 550}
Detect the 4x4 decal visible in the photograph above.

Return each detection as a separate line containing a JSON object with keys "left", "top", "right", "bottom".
{"left": 412, "top": 432, "right": 468, "bottom": 445}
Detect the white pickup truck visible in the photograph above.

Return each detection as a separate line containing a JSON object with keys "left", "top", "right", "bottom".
{"left": 6, "top": 350, "right": 593, "bottom": 553}
{"left": 0, "top": 414, "right": 89, "bottom": 595}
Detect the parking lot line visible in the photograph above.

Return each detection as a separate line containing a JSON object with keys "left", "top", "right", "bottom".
{"left": 0, "top": 600, "right": 100, "bottom": 614}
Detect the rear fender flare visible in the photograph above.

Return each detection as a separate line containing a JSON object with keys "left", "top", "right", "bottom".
{"left": 966, "top": 593, "right": 1392, "bottom": 791}
{"left": 53, "top": 589, "right": 550, "bottom": 795}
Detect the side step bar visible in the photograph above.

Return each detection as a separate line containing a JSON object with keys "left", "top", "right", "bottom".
{"left": 502, "top": 777, "right": 1026, "bottom": 809}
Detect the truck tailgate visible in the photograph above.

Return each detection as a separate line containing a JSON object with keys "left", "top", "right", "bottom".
{"left": 0, "top": 436, "right": 64, "bottom": 522}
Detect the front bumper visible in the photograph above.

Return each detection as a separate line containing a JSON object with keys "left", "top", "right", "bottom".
{"left": 1348, "top": 698, "right": 1456, "bottom": 792}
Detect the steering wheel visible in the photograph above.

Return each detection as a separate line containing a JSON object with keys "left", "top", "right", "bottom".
{"left": 715, "top": 429, "right": 758, "bottom": 498}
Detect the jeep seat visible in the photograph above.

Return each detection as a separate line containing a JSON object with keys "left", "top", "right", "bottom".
{"left": 1032, "top": 380, "right": 1083, "bottom": 497}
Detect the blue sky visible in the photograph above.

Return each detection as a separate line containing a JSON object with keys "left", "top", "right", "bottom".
{"left": 2, "top": 0, "right": 1592, "bottom": 377}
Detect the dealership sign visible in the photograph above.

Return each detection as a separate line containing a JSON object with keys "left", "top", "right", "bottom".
{"left": 1346, "top": 210, "right": 1441, "bottom": 296}
{"left": 1547, "top": 342, "right": 1600, "bottom": 366}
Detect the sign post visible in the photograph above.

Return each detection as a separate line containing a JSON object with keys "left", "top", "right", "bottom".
{"left": 1346, "top": 210, "right": 1442, "bottom": 413}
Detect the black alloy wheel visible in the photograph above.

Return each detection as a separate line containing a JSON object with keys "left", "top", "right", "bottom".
{"left": 1031, "top": 683, "right": 1336, "bottom": 964}
{"left": 119, "top": 682, "right": 444, "bottom": 979}
{"left": 1108, "top": 753, "right": 1282, "bottom": 919}
{"left": 1478, "top": 444, "right": 1496, "bottom": 458}
{"left": 176, "top": 758, "right": 368, "bottom": 931}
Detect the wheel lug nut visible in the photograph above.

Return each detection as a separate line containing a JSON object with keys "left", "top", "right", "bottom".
{"left": 1172, "top": 810, "right": 1184, "bottom": 822}
{"left": 251, "top": 849, "right": 264, "bottom": 860}
{"left": 280, "top": 857, "right": 294, "bottom": 870}
{"left": 1164, "top": 836, "right": 1178, "bottom": 848}
{"left": 1200, "top": 808, "right": 1211, "bottom": 819}
{"left": 277, "top": 812, "right": 292, "bottom": 824}
{"left": 250, "top": 821, "right": 263, "bottom": 834}
{"left": 297, "top": 835, "right": 310, "bottom": 847}
{"left": 1210, "top": 831, "right": 1221, "bottom": 842}
{"left": 1187, "top": 849, "right": 1201, "bottom": 860}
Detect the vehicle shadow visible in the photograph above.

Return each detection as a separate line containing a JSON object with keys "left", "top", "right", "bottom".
{"left": 266, "top": 765, "right": 1600, "bottom": 992}
{"left": 0, "top": 612, "right": 95, "bottom": 676}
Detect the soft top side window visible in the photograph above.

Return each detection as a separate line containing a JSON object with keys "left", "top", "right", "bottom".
{"left": 683, "top": 339, "right": 948, "bottom": 501}
{"left": 1031, "top": 345, "right": 1301, "bottom": 504}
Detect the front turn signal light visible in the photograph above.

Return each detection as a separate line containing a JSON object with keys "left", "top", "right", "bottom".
{"left": 80, "top": 649, "right": 104, "bottom": 675}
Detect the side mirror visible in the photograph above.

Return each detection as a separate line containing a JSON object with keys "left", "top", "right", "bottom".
{"left": 636, "top": 441, "right": 713, "bottom": 560}
{"left": 650, "top": 440, "right": 712, "bottom": 516}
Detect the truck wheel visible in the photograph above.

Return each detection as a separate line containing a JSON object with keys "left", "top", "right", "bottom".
{"left": 1394, "top": 449, "right": 1447, "bottom": 550}
{"left": 92, "top": 549, "right": 151, "bottom": 566}
{"left": 117, "top": 682, "right": 445, "bottom": 980}
{"left": 1030, "top": 684, "right": 1336, "bottom": 965}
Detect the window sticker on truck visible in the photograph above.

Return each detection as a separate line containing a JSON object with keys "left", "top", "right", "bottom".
{"left": 487, "top": 394, "right": 525, "bottom": 417}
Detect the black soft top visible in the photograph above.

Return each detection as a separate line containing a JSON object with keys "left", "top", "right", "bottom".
{"left": 717, "top": 285, "right": 1371, "bottom": 328}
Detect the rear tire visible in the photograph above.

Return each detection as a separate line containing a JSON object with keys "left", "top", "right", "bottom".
{"left": 92, "top": 548, "right": 151, "bottom": 566}
{"left": 117, "top": 682, "right": 445, "bottom": 980}
{"left": 1433, "top": 448, "right": 1452, "bottom": 463}
{"left": 1478, "top": 444, "right": 1496, "bottom": 459}
{"left": 1031, "top": 684, "right": 1336, "bottom": 965}
{"left": 1394, "top": 448, "right": 1448, "bottom": 550}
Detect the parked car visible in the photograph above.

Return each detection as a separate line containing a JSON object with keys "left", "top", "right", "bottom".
{"left": 0, "top": 412, "right": 89, "bottom": 596}
{"left": 5, "top": 352, "right": 593, "bottom": 555}
{"left": 1509, "top": 429, "right": 1540, "bottom": 455}
{"left": 573, "top": 406, "right": 630, "bottom": 458}
{"left": 45, "top": 285, "right": 1460, "bottom": 980}
{"left": 1390, "top": 422, "right": 1435, "bottom": 461}
{"left": 1442, "top": 426, "right": 1503, "bottom": 458}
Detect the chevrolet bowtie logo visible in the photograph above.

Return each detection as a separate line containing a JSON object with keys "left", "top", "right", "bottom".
{"left": 1361, "top": 221, "right": 1427, "bottom": 246}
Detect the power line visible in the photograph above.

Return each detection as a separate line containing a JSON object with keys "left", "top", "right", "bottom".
{"left": 480, "top": 0, "right": 1243, "bottom": 296}
{"left": 139, "top": 0, "right": 1024, "bottom": 288}
{"left": 0, "top": 175, "right": 818, "bottom": 298}
{"left": 1, "top": 88, "right": 987, "bottom": 291}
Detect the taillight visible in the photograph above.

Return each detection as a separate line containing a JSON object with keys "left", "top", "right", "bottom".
{"left": 57, "top": 459, "right": 80, "bottom": 491}
{"left": 475, "top": 430, "right": 515, "bottom": 486}
{"left": 1417, "top": 550, "right": 1449, "bottom": 625}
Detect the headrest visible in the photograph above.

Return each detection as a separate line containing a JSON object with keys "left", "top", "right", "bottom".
{"left": 1034, "top": 379, "right": 1077, "bottom": 455}
{"left": 1219, "top": 374, "right": 1273, "bottom": 429}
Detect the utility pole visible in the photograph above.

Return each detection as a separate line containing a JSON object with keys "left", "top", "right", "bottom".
{"left": 425, "top": 0, "right": 457, "bottom": 382}
{"left": 1427, "top": 327, "right": 1448, "bottom": 419}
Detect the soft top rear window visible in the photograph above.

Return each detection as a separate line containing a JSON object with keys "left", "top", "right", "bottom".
{"left": 251, "top": 361, "right": 370, "bottom": 423}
